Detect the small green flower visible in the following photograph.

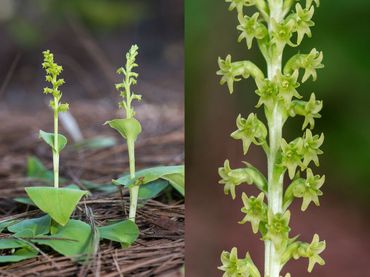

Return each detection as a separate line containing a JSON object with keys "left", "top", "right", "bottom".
{"left": 237, "top": 13, "right": 268, "bottom": 49}
{"left": 289, "top": 93, "right": 323, "bottom": 129}
{"left": 239, "top": 192, "right": 267, "bottom": 233}
{"left": 292, "top": 168, "right": 324, "bottom": 211}
{"left": 302, "top": 49, "right": 324, "bottom": 82}
{"left": 284, "top": 48, "right": 324, "bottom": 83}
{"left": 218, "top": 248, "right": 261, "bottom": 277}
{"left": 218, "top": 247, "right": 248, "bottom": 277}
{"left": 302, "top": 129, "right": 324, "bottom": 167}
{"left": 292, "top": 3, "right": 315, "bottom": 45}
{"left": 265, "top": 211, "right": 291, "bottom": 250}
{"left": 281, "top": 138, "right": 304, "bottom": 179}
{"left": 218, "top": 160, "right": 253, "bottom": 199}
{"left": 306, "top": 234, "right": 326, "bottom": 272}
{"left": 255, "top": 78, "right": 279, "bottom": 108}
{"left": 231, "top": 114, "right": 267, "bottom": 155}
{"left": 271, "top": 18, "right": 295, "bottom": 46}
{"left": 217, "top": 55, "right": 242, "bottom": 94}
{"left": 276, "top": 71, "right": 301, "bottom": 103}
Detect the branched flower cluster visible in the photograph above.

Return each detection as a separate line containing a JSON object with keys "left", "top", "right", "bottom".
{"left": 217, "top": 0, "right": 326, "bottom": 276}
{"left": 115, "top": 44, "right": 142, "bottom": 119}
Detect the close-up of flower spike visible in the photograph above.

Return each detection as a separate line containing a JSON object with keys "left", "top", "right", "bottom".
{"left": 216, "top": 0, "right": 326, "bottom": 276}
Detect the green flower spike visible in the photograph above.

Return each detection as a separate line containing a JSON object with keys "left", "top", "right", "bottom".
{"left": 293, "top": 3, "right": 315, "bottom": 45}
{"left": 42, "top": 50, "right": 68, "bottom": 113}
{"left": 281, "top": 138, "right": 304, "bottom": 179}
{"left": 302, "top": 129, "right": 324, "bottom": 167}
{"left": 217, "top": 0, "right": 325, "bottom": 275}
{"left": 231, "top": 114, "right": 267, "bottom": 155}
{"left": 265, "top": 210, "right": 291, "bottom": 250}
{"left": 293, "top": 168, "right": 324, "bottom": 211}
{"left": 239, "top": 192, "right": 267, "bottom": 233}
{"left": 306, "top": 234, "right": 326, "bottom": 272}
{"left": 237, "top": 13, "right": 268, "bottom": 49}
{"left": 219, "top": 247, "right": 261, "bottom": 277}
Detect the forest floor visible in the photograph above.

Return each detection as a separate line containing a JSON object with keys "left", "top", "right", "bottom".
{"left": 0, "top": 99, "right": 184, "bottom": 276}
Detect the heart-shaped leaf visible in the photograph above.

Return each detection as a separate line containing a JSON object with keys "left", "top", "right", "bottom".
{"left": 39, "top": 130, "right": 67, "bottom": 152}
{"left": 113, "top": 165, "right": 184, "bottom": 187}
{"left": 105, "top": 118, "right": 142, "bottom": 142}
{"left": 8, "top": 215, "right": 51, "bottom": 238}
{"left": 99, "top": 220, "right": 139, "bottom": 246}
{"left": 32, "top": 219, "right": 93, "bottom": 257}
{"left": 25, "top": 187, "right": 87, "bottom": 226}
{"left": 0, "top": 248, "right": 38, "bottom": 263}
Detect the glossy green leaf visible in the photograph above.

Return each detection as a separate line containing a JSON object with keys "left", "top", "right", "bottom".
{"left": 113, "top": 165, "right": 184, "bottom": 187}
{"left": 32, "top": 219, "right": 93, "bottom": 257}
{"left": 25, "top": 187, "right": 87, "bottom": 226}
{"left": 99, "top": 220, "right": 139, "bottom": 246}
{"left": 0, "top": 239, "right": 27, "bottom": 249}
{"left": 162, "top": 173, "right": 185, "bottom": 196}
{"left": 138, "top": 179, "right": 169, "bottom": 200}
{"left": 39, "top": 130, "right": 67, "bottom": 152}
{"left": 0, "top": 248, "right": 38, "bottom": 263}
{"left": 8, "top": 215, "right": 51, "bottom": 238}
{"left": 105, "top": 118, "right": 142, "bottom": 142}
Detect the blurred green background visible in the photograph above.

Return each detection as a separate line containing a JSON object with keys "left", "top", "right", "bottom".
{"left": 186, "top": 0, "right": 370, "bottom": 276}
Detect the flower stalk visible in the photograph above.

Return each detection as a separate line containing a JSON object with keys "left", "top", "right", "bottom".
{"left": 41, "top": 50, "right": 69, "bottom": 189}
{"left": 217, "top": 1, "right": 325, "bottom": 276}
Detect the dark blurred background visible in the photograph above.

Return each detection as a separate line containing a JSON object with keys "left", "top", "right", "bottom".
{"left": 0, "top": 0, "right": 183, "bottom": 112}
{"left": 186, "top": 0, "right": 370, "bottom": 276}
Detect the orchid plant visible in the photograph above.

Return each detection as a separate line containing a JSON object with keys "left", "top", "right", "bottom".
{"left": 25, "top": 50, "right": 86, "bottom": 227}
{"left": 106, "top": 45, "right": 185, "bottom": 223}
{"left": 217, "top": 0, "right": 325, "bottom": 276}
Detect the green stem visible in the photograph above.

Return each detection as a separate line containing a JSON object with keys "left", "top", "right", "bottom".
{"left": 53, "top": 98, "right": 59, "bottom": 189}
{"left": 127, "top": 137, "right": 138, "bottom": 222}
{"left": 265, "top": 1, "right": 284, "bottom": 276}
